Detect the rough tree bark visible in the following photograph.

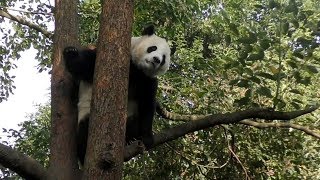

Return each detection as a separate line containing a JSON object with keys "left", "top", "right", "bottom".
{"left": 49, "top": 0, "right": 79, "bottom": 179}
{"left": 82, "top": 0, "right": 133, "bottom": 179}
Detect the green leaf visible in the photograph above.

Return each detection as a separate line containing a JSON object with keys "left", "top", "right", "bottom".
{"left": 247, "top": 53, "right": 264, "bottom": 61}
{"left": 292, "top": 98, "right": 303, "bottom": 104}
{"left": 229, "top": 23, "right": 239, "bottom": 35}
{"left": 234, "top": 97, "right": 250, "bottom": 106}
{"left": 245, "top": 88, "right": 252, "bottom": 98}
{"left": 236, "top": 79, "right": 250, "bottom": 88}
{"left": 281, "top": 22, "right": 289, "bottom": 35}
{"left": 238, "top": 36, "right": 256, "bottom": 44}
{"left": 249, "top": 76, "right": 261, "bottom": 84}
{"left": 256, "top": 86, "right": 273, "bottom": 98}
{"left": 274, "top": 98, "right": 286, "bottom": 109}
{"left": 260, "top": 39, "right": 270, "bottom": 50}
{"left": 289, "top": 89, "right": 302, "bottom": 95}
{"left": 238, "top": 50, "right": 248, "bottom": 60}
{"left": 291, "top": 102, "right": 300, "bottom": 109}
{"left": 229, "top": 79, "right": 239, "bottom": 86}
{"left": 268, "top": 0, "right": 280, "bottom": 9}
{"left": 306, "top": 65, "right": 318, "bottom": 74}
{"left": 257, "top": 72, "right": 276, "bottom": 80}
{"left": 287, "top": 60, "right": 298, "bottom": 68}
{"left": 291, "top": 19, "right": 299, "bottom": 28}
{"left": 292, "top": 51, "right": 304, "bottom": 59}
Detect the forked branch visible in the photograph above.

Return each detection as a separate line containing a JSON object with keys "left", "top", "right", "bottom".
{"left": 124, "top": 104, "right": 319, "bottom": 160}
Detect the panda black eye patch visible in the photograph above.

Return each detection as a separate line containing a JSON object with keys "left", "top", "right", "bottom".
{"left": 147, "top": 46, "right": 157, "bottom": 53}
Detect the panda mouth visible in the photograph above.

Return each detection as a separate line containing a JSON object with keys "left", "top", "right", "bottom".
{"left": 146, "top": 59, "right": 157, "bottom": 69}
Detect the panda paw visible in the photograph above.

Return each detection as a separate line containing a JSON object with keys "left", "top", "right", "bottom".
{"left": 63, "top": 46, "right": 79, "bottom": 59}
{"left": 142, "top": 135, "right": 154, "bottom": 149}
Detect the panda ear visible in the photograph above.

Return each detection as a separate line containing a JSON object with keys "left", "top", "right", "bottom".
{"left": 142, "top": 25, "right": 155, "bottom": 36}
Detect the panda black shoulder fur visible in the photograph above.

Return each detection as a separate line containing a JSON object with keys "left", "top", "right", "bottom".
{"left": 63, "top": 25, "right": 170, "bottom": 164}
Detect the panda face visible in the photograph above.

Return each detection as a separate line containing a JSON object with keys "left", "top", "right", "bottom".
{"left": 131, "top": 34, "right": 170, "bottom": 77}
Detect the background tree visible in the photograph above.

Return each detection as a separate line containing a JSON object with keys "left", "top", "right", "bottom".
{"left": 1, "top": 0, "right": 320, "bottom": 179}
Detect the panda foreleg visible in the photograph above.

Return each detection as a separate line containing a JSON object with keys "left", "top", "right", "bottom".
{"left": 63, "top": 46, "right": 96, "bottom": 82}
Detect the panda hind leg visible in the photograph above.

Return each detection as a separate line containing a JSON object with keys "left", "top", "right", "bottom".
{"left": 77, "top": 116, "right": 89, "bottom": 165}
{"left": 125, "top": 117, "right": 154, "bottom": 149}
{"left": 139, "top": 118, "right": 154, "bottom": 149}
{"left": 141, "top": 133, "right": 154, "bottom": 149}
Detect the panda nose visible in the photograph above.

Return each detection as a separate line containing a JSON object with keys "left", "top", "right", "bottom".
{"left": 153, "top": 57, "right": 160, "bottom": 64}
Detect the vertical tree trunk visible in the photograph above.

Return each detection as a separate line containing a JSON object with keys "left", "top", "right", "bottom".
{"left": 49, "top": 0, "right": 79, "bottom": 179}
{"left": 82, "top": 0, "right": 133, "bottom": 179}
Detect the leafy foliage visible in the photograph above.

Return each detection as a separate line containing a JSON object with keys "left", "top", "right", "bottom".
{"left": 2, "top": 104, "right": 50, "bottom": 166}
{"left": 0, "top": 0, "right": 53, "bottom": 102}
{"left": 1, "top": 104, "right": 50, "bottom": 178}
{"left": 1, "top": 0, "right": 320, "bottom": 179}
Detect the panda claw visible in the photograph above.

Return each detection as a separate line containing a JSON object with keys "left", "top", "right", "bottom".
{"left": 63, "top": 46, "right": 79, "bottom": 58}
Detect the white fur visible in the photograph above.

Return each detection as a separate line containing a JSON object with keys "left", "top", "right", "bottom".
{"left": 77, "top": 81, "right": 92, "bottom": 123}
{"left": 131, "top": 35, "right": 171, "bottom": 77}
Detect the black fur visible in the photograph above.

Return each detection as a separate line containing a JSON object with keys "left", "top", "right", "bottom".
{"left": 141, "top": 25, "right": 155, "bottom": 36}
{"left": 64, "top": 47, "right": 96, "bottom": 83}
{"left": 77, "top": 116, "right": 89, "bottom": 165}
{"left": 63, "top": 45, "right": 157, "bottom": 164}
{"left": 126, "top": 64, "right": 157, "bottom": 147}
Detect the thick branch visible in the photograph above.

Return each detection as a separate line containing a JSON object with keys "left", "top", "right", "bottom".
{"left": 154, "top": 106, "right": 318, "bottom": 145}
{"left": 240, "top": 120, "right": 320, "bottom": 139}
{"left": 157, "top": 102, "right": 320, "bottom": 139}
{"left": 0, "top": 143, "right": 47, "bottom": 180}
{"left": 0, "top": 9, "right": 53, "bottom": 38}
{"left": 124, "top": 141, "right": 145, "bottom": 162}
{"left": 125, "top": 105, "right": 319, "bottom": 160}
{"left": 156, "top": 102, "right": 319, "bottom": 122}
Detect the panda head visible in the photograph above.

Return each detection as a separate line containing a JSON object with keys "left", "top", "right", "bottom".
{"left": 131, "top": 25, "right": 171, "bottom": 77}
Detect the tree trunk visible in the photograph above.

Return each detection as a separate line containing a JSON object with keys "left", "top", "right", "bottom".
{"left": 49, "top": 0, "right": 79, "bottom": 179}
{"left": 82, "top": 0, "right": 133, "bottom": 179}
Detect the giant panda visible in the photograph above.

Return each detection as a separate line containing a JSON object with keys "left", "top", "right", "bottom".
{"left": 63, "top": 25, "right": 170, "bottom": 164}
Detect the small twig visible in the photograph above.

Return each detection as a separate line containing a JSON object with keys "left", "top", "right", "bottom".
{"left": 0, "top": 6, "right": 53, "bottom": 15}
{"left": 221, "top": 126, "right": 250, "bottom": 180}
{"left": 0, "top": 9, "right": 53, "bottom": 39}
{"left": 239, "top": 120, "right": 320, "bottom": 139}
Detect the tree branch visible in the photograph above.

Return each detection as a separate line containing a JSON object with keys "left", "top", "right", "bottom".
{"left": 0, "top": 9, "right": 53, "bottom": 39}
{"left": 124, "top": 104, "right": 319, "bottom": 160}
{"left": 154, "top": 106, "right": 319, "bottom": 145}
{"left": 0, "top": 6, "right": 53, "bottom": 15}
{"left": 0, "top": 143, "right": 47, "bottom": 180}
{"left": 240, "top": 120, "right": 320, "bottom": 139}
{"left": 157, "top": 102, "right": 320, "bottom": 139}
